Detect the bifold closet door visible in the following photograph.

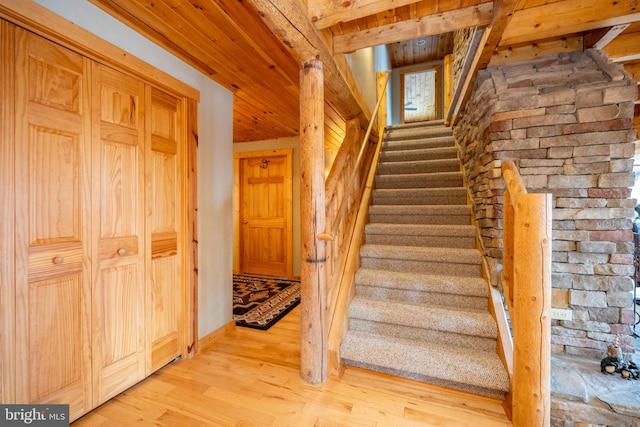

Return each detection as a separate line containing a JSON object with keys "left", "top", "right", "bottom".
{"left": 146, "top": 87, "right": 184, "bottom": 373}
{"left": 91, "top": 63, "right": 146, "bottom": 405}
{"left": 12, "top": 27, "right": 92, "bottom": 419}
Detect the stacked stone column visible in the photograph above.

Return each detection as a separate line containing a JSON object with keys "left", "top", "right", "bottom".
{"left": 454, "top": 49, "right": 638, "bottom": 357}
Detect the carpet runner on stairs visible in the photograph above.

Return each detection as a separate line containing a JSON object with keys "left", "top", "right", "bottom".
{"left": 340, "top": 119, "right": 510, "bottom": 399}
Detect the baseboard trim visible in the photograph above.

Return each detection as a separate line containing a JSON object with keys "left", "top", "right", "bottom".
{"left": 197, "top": 320, "right": 236, "bottom": 353}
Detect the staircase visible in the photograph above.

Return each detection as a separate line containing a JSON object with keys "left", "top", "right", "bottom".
{"left": 340, "top": 120, "right": 510, "bottom": 399}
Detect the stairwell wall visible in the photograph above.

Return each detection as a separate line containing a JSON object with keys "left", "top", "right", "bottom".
{"left": 453, "top": 49, "right": 638, "bottom": 357}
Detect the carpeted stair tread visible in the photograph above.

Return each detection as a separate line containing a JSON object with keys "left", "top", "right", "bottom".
{"left": 387, "top": 119, "right": 445, "bottom": 129}
{"left": 376, "top": 158, "right": 460, "bottom": 175}
{"left": 355, "top": 268, "right": 488, "bottom": 298}
{"left": 348, "top": 319, "right": 497, "bottom": 352}
{"left": 372, "top": 187, "right": 467, "bottom": 205}
{"left": 368, "top": 205, "right": 471, "bottom": 225}
{"left": 378, "top": 146, "right": 458, "bottom": 162}
{"left": 364, "top": 223, "right": 476, "bottom": 248}
{"left": 382, "top": 136, "right": 455, "bottom": 152}
{"left": 340, "top": 330, "right": 510, "bottom": 394}
{"left": 375, "top": 171, "right": 463, "bottom": 189}
{"left": 384, "top": 126, "right": 452, "bottom": 142}
{"left": 348, "top": 295, "right": 494, "bottom": 334}
{"left": 360, "top": 244, "right": 481, "bottom": 264}
{"left": 365, "top": 223, "right": 476, "bottom": 238}
{"left": 360, "top": 244, "right": 482, "bottom": 276}
{"left": 348, "top": 296, "right": 497, "bottom": 337}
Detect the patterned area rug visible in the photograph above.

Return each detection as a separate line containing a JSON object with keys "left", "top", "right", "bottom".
{"left": 233, "top": 274, "right": 301, "bottom": 330}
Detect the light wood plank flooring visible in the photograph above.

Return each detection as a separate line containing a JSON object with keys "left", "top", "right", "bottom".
{"left": 72, "top": 306, "right": 512, "bottom": 426}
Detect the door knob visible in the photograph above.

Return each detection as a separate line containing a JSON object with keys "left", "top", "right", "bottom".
{"left": 243, "top": 220, "right": 248, "bottom": 224}
{"left": 117, "top": 248, "right": 127, "bottom": 256}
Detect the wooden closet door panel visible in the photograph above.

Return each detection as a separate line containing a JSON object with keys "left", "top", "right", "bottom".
{"left": 91, "top": 63, "right": 146, "bottom": 404}
{"left": 13, "top": 27, "right": 92, "bottom": 420}
{"left": 146, "top": 87, "right": 182, "bottom": 372}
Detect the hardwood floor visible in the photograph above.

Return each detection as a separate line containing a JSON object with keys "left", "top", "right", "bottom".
{"left": 72, "top": 306, "right": 512, "bottom": 426}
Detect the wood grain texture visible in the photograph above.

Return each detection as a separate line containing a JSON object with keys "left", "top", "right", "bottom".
{"left": 238, "top": 150, "right": 293, "bottom": 277}
{"left": 13, "top": 27, "right": 93, "bottom": 419}
{"left": 72, "top": 306, "right": 512, "bottom": 426}
{"left": 299, "top": 59, "right": 328, "bottom": 384}
{"left": 0, "top": 19, "right": 14, "bottom": 404}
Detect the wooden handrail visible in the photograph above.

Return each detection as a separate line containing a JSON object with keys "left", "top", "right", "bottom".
{"left": 318, "top": 70, "right": 391, "bottom": 241}
{"left": 501, "top": 160, "right": 552, "bottom": 427}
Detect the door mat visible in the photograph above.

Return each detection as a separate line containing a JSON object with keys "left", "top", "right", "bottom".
{"left": 232, "top": 274, "right": 300, "bottom": 330}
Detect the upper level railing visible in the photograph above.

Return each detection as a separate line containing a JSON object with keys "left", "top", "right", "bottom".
{"left": 501, "top": 160, "right": 552, "bottom": 427}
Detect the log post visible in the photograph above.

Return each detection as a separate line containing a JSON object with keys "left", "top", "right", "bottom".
{"left": 443, "top": 54, "right": 453, "bottom": 118}
{"left": 512, "top": 193, "right": 552, "bottom": 427}
{"left": 376, "top": 71, "right": 388, "bottom": 140}
{"left": 299, "top": 58, "right": 328, "bottom": 384}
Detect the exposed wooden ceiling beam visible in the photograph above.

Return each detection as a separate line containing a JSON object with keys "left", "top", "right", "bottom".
{"left": 584, "top": 25, "right": 630, "bottom": 49}
{"left": 332, "top": 2, "right": 493, "bottom": 54}
{"left": 245, "top": 0, "right": 370, "bottom": 122}
{"left": 308, "top": 0, "right": 424, "bottom": 30}
{"left": 501, "top": 0, "right": 640, "bottom": 46}
{"left": 605, "top": 31, "right": 640, "bottom": 63}
{"left": 490, "top": 35, "right": 584, "bottom": 67}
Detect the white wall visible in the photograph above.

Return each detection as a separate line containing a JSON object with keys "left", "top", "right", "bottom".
{"left": 345, "top": 48, "right": 377, "bottom": 113}
{"left": 34, "top": 0, "right": 235, "bottom": 339}
{"left": 233, "top": 138, "right": 302, "bottom": 277}
{"left": 374, "top": 45, "right": 393, "bottom": 127}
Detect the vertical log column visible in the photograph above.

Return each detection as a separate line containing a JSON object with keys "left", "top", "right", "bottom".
{"left": 299, "top": 58, "right": 328, "bottom": 384}
{"left": 376, "top": 71, "right": 388, "bottom": 140}
{"left": 512, "top": 193, "right": 552, "bottom": 427}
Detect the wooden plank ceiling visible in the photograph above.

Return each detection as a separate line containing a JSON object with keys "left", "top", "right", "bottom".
{"left": 90, "top": 0, "right": 640, "bottom": 143}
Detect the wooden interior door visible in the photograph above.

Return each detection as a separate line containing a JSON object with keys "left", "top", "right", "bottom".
{"left": 238, "top": 151, "right": 292, "bottom": 277}
{"left": 146, "top": 86, "right": 183, "bottom": 373}
{"left": 13, "top": 27, "right": 93, "bottom": 419}
{"left": 91, "top": 63, "right": 146, "bottom": 405}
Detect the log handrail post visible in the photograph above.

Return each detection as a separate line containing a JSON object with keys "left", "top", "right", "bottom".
{"left": 299, "top": 58, "right": 327, "bottom": 384}
{"left": 501, "top": 160, "right": 552, "bottom": 426}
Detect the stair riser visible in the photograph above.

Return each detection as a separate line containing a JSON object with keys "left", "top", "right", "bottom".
{"left": 372, "top": 194, "right": 467, "bottom": 205}
{"left": 374, "top": 178, "right": 463, "bottom": 189}
{"left": 349, "top": 318, "right": 496, "bottom": 351}
{"left": 342, "top": 359, "right": 507, "bottom": 400}
{"left": 355, "top": 269, "right": 489, "bottom": 298}
{"left": 360, "top": 257, "right": 481, "bottom": 276}
{"left": 382, "top": 137, "right": 454, "bottom": 151}
{"left": 376, "top": 161, "right": 460, "bottom": 175}
{"left": 356, "top": 286, "right": 488, "bottom": 310}
{"left": 368, "top": 214, "right": 471, "bottom": 225}
{"left": 379, "top": 149, "right": 457, "bottom": 162}
{"left": 385, "top": 129, "right": 452, "bottom": 141}
{"left": 365, "top": 234, "right": 475, "bottom": 249}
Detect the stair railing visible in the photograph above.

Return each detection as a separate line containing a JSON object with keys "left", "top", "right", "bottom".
{"left": 501, "top": 160, "right": 552, "bottom": 426}
{"left": 318, "top": 70, "right": 391, "bottom": 242}
{"left": 320, "top": 71, "right": 390, "bottom": 377}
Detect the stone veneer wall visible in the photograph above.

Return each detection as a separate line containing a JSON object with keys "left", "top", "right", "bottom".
{"left": 453, "top": 50, "right": 639, "bottom": 357}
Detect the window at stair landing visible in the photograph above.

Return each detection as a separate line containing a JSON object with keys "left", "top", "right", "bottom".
{"left": 400, "top": 64, "right": 443, "bottom": 123}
